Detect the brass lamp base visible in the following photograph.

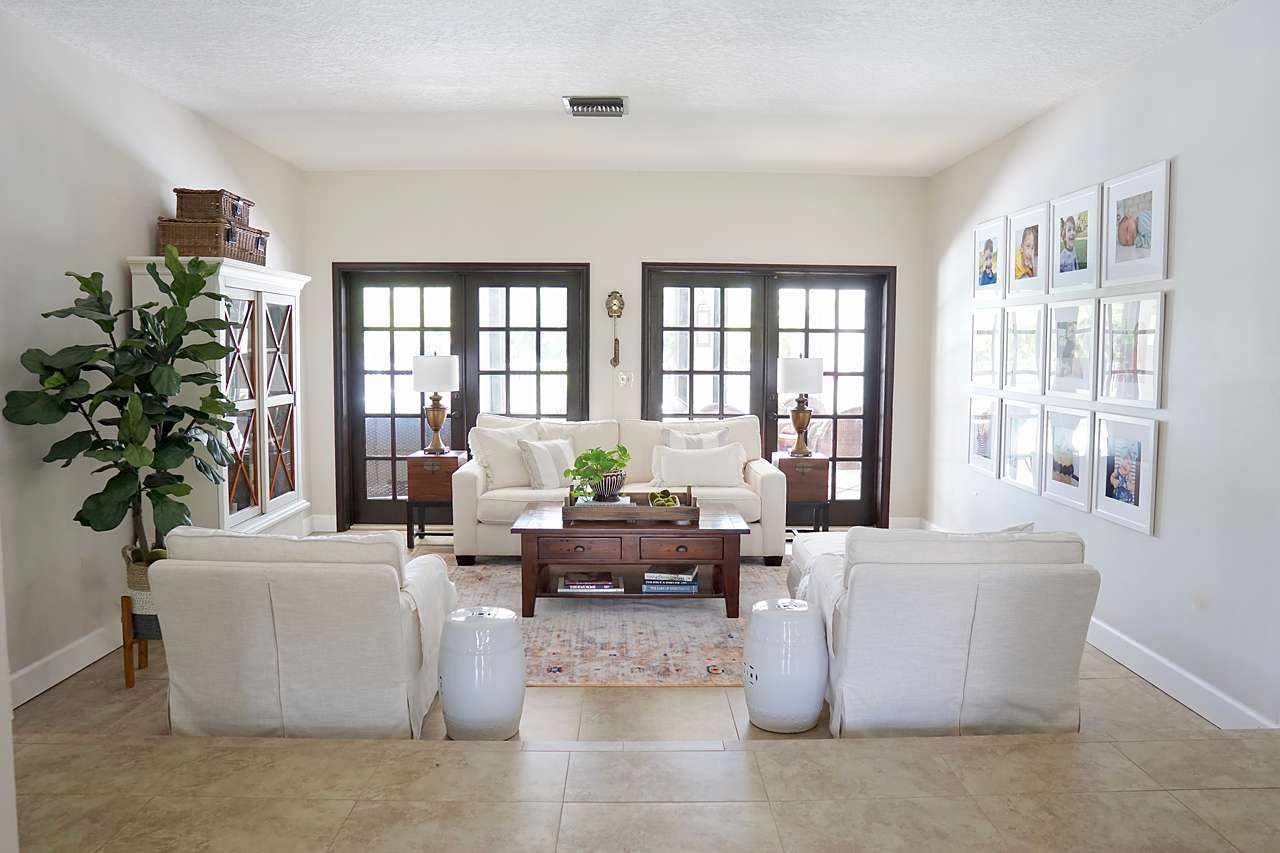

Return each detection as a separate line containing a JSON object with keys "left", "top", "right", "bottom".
{"left": 790, "top": 394, "right": 814, "bottom": 457}
{"left": 424, "top": 392, "right": 449, "bottom": 455}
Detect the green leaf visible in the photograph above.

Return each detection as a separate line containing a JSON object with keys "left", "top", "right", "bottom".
{"left": 119, "top": 394, "right": 150, "bottom": 444}
{"left": 145, "top": 262, "right": 173, "bottom": 298}
{"left": 205, "top": 434, "right": 235, "bottom": 465}
{"left": 178, "top": 341, "right": 234, "bottom": 362}
{"left": 192, "top": 455, "right": 224, "bottom": 484}
{"left": 43, "top": 431, "right": 95, "bottom": 467}
{"left": 2, "top": 390, "right": 70, "bottom": 425}
{"left": 123, "top": 444, "right": 154, "bottom": 468}
{"left": 151, "top": 482, "right": 192, "bottom": 497}
{"left": 41, "top": 371, "right": 69, "bottom": 390}
{"left": 72, "top": 469, "right": 139, "bottom": 532}
{"left": 161, "top": 306, "right": 188, "bottom": 344}
{"left": 66, "top": 271, "right": 104, "bottom": 297}
{"left": 199, "top": 389, "right": 236, "bottom": 416}
{"left": 113, "top": 348, "right": 154, "bottom": 377}
{"left": 149, "top": 364, "right": 181, "bottom": 396}
{"left": 19, "top": 348, "right": 50, "bottom": 374}
{"left": 190, "top": 318, "right": 230, "bottom": 334}
{"left": 152, "top": 440, "right": 194, "bottom": 470}
{"left": 85, "top": 446, "right": 123, "bottom": 463}
{"left": 182, "top": 371, "right": 220, "bottom": 386}
{"left": 56, "top": 379, "right": 91, "bottom": 401}
{"left": 46, "top": 345, "right": 106, "bottom": 371}
{"left": 148, "top": 491, "right": 191, "bottom": 536}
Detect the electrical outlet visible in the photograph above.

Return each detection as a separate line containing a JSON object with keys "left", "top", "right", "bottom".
{"left": 616, "top": 370, "right": 635, "bottom": 388}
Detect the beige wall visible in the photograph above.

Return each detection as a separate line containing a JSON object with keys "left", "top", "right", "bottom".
{"left": 0, "top": 10, "right": 303, "bottom": 697}
{"left": 926, "top": 0, "right": 1279, "bottom": 726}
{"left": 299, "top": 170, "right": 933, "bottom": 525}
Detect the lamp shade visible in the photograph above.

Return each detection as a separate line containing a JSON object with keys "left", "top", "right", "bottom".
{"left": 777, "top": 357, "right": 824, "bottom": 394}
{"left": 413, "top": 355, "right": 460, "bottom": 392}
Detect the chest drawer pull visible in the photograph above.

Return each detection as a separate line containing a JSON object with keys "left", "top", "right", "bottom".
{"left": 675, "top": 544, "right": 688, "bottom": 552}
{"left": 573, "top": 545, "right": 585, "bottom": 552}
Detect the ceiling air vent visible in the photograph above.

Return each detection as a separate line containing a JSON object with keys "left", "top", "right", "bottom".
{"left": 562, "top": 96, "right": 628, "bottom": 117}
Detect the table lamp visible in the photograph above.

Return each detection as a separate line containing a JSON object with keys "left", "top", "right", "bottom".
{"left": 413, "top": 355, "right": 460, "bottom": 454}
{"left": 777, "top": 357, "right": 824, "bottom": 457}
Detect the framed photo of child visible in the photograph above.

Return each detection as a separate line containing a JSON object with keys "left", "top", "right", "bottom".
{"left": 1103, "top": 161, "right": 1170, "bottom": 286}
{"left": 1000, "top": 400, "right": 1042, "bottom": 494}
{"left": 1006, "top": 203, "right": 1049, "bottom": 296}
{"left": 1003, "top": 304, "right": 1044, "bottom": 395}
{"left": 970, "top": 307, "right": 1003, "bottom": 389}
{"left": 1050, "top": 185, "right": 1100, "bottom": 292}
{"left": 1042, "top": 406, "right": 1093, "bottom": 512}
{"left": 1093, "top": 413, "right": 1158, "bottom": 534}
{"left": 1046, "top": 299, "right": 1097, "bottom": 400}
{"left": 968, "top": 394, "right": 1000, "bottom": 477}
{"left": 1097, "top": 292, "right": 1164, "bottom": 409}
{"left": 973, "top": 217, "right": 1006, "bottom": 300}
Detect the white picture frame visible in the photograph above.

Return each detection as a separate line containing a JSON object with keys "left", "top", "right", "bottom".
{"left": 1097, "top": 291, "right": 1164, "bottom": 409}
{"left": 1000, "top": 400, "right": 1042, "bottom": 494}
{"left": 1046, "top": 299, "right": 1097, "bottom": 400}
{"left": 1006, "top": 203, "right": 1049, "bottom": 296}
{"left": 1103, "top": 160, "right": 1170, "bottom": 286}
{"left": 973, "top": 217, "right": 1006, "bottom": 300}
{"left": 968, "top": 394, "right": 1000, "bottom": 476}
{"left": 1093, "top": 413, "right": 1158, "bottom": 534}
{"left": 1050, "top": 184, "right": 1101, "bottom": 292}
{"left": 1042, "top": 406, "right": 1093, "bottom": 511}
{"left": 1003, "top": 303, "right": 1045, "bottom": 395}
{"left": 970, "top": 307, "right": 1003, "bottom": 389}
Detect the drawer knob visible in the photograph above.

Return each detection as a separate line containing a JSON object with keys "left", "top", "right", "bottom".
{"left": 424, "top": 464, "right": 440, "bottom": 474}
{"left": 675, "top": 544, "right": 688, "bottom": 553}
{"left": 573, "top": 545, "right": 585, "bottom": 552}
{"left": 796, "top": 464, "right": 810, "bottom": 475}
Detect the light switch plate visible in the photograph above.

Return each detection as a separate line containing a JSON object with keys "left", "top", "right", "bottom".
{"left": 616, "top": 370, "right": 635, "bottom": 388}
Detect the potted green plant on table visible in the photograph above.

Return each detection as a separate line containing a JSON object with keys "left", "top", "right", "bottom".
{"left": 2, "top": 246, "right": 238, "bottom": 635}
{"left": 564, "top": 445, "right": 631, "bottom": 502}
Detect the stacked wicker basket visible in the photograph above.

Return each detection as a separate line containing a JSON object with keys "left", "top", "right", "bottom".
{"left": 157, "top": 188, "right": 270, "bottom": 265}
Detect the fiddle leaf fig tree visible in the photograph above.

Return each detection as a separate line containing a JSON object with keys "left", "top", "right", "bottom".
{"left": 2, "top": 246, "right": 238, "bottom": 561}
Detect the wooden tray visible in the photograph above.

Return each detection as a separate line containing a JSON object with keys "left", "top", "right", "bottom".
{"left": 562, "top": 487, "right": 700, "bottom": 524}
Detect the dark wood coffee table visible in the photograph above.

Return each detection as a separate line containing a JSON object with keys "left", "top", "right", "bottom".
{"left": 510, "top": 501, "right": 750, "bottom": 618}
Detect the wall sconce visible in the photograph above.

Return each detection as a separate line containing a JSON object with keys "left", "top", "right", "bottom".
{"left": 605, "top": 290, "right": 625, "bottom": 367}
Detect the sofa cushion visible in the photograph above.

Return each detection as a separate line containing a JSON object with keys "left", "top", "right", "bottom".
{"left": 469, "top": 421, "right": 540, "bottom": 489}
{"left": 477, "top": 486, "right": 568, "bottom": 524}
{"left": 626, "top": 481, "right": 761, "bottom": 523}
{"left": 165, "top": 526, "right": 407, "bottom": 582}
{"left": 518, "top": 438, "right": 576, "bottom": 489}
{"left": 620, "top": 415, "right": 761, "bottom": 482}
{"left": 651, "top": 444, "right": 746, "bottom": 487}
{"left": 843, "top": 528, "right": 1085, "bottom": 580}
{"left": 663, "top": 427, "right": 727, "bottom": 449}
{"left": 788, "top": 532, "right": 846, "bottom": 597}
{"left": 537, "top": 419, "right": 620, "bottom": 452}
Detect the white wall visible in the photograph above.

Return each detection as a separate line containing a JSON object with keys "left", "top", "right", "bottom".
{"left": 0, "top": 9, "right": 304, "bottom": 702}
{"left": 927, "top": 0, "right": 1279, "bottom": 727}
{"left": 300, "top": 170, "right": 933, "bottom": 526}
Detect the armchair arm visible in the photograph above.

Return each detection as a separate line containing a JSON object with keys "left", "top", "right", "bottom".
{"left": 451, "top": 460, "right": 485, "bottom": 558}
{"left": 745, "top": 457, "right": 786, "bottom": 558}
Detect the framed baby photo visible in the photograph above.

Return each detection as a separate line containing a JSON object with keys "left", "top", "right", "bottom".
{"left": 1046, "top": 299, "right": 1097, "bottom": 400}
{"left": 1003, "top": 303, "right": 1044, "bottom": 395}
{"left": 1006, "top": 203, "right": 1049, "bottom": 296}
{"left": 1093, "top": 413, "right": 1158, "bottom": 534}
{"left": 968, "top": 394, "right": 1000, "bottom": 476}
{"left": 1000, "top": 400, "right": 1042, "bottom": 494}
{"left": 973, "top": 217, "right": 1006, "bottom": 300}
{"left": 1050, "top": 185, "right": 1100, "bottom": 292}
{"left": 1103, "top": 160, "right": 1170, "bottom": 286}
{"left": 970, "top": 307, "right": 1003, "bottom": 389}
{"left": 1097, "top": 291, "right": 1164, "bottom": 408}
{"left": 1042, "top": 406, "right": 1093, "bottom": 512}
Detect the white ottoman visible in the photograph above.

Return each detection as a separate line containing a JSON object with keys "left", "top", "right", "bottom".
{"left": 439, "top": 606, "right": 525, "bottom": 740}
{"left": 744, "top": 598, "right": 828, "bottom": 733}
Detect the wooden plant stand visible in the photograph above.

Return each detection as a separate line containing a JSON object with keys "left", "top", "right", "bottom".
{"left": 120, "top": 595, "right": 150, "bottom": 689}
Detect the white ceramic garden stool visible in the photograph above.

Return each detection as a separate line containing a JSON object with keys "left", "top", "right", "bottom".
{"left": 744, "top": 598, "right": 828, "bottom": 733}
{"left": 439, "top": 606, "right": 525, "bottom": 740}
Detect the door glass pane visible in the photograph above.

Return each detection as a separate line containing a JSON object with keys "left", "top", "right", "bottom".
{"left": 663, "top": 374, "right": 690, "bottom": 414}
{"left": 808, "top": 290, "right": 836, "bottom": 329}
{"left": 395, "top": 418, "right": 422, "bottom": 455}
{"left": 777, "top": 417, "right": 797, "bottom": 453}
{"left": 424, "top": 330, "right": 451, "bottom": 358}
{"left": 366, "top": 417, "right": 392, "bottom": 457}
{"left": 693, "top": 288, "right": 720, "bottom": 327}
{"left": 836, "top": 418, "right": 864, "bottom": 458}
{"left": 664, "top": 287, "right": 690, "bottom": 326}
{"left": 363, "top": 374, "right": 391, "bottom": 414}
{"left": 724, "top": 331, "right": 752, "bottom": 371}
{"left": 363, "top": 288, "right": 390, "bottom": 326}
{"left": 479, "top": 331, "right": 506, "bottom": 370}
{"left": 839, "top": 290, "right": 866, "bottom": 329}
{"left": 808, "top": 332, "right": 835, "bottom": 374}
{"left": 424, "top": 287, "right": 450, "bottom": 321}
{"left": 540, "top": 287, "right": 567, "bottom": 327}
{"left": 836, "top": 376, "right": 864, "bottom": 415}
{"left": 540, "top": 331, "right": 567, "bottom": 371}
{"left": 366, "top": 460, "right": 392, "bottom": 499}
{"left": 724, "top": 288, "right": 752, "bottom": 328}
{"left": 268, "top": 403, "right": 295, "bottom": 499}
{"left": 509, "top": 374, "right": 537, "bottom": 414}
{"left": 693, "top": 331, "right": 721, "bottom": 370}
{"left": 836, "top": 461, "right": 862, "bottom": 499}
{"left": 479, "top": 375, "right": 506, "bottom": 413}
{"left": 394, "top": 461, "right": 408, "bottom": 500}
{"left": 363, "top": 331, "right": 390, "bottom": 371}
{"left": 265, "top": 303, "right": 292, "bottom": 396}
{"left": 392, "top": 330, "right": 420, "bottom": 371}
{"left": 478, "top": 287, "right": 505, "bottom": 326}
{"left": 509, "top": 288, "right": 537, "bottom": 325}
{"left": 393, "top": 287, "right": 420, "bottom": 327}
{"left": 808, "top": 418, "right": 835, "bottom": 456}
{"left": 778, "top": 289, "right": 806, "bottom": 328}
{"left": 662, "top": 331, "right": 690, "bottom": 370}
{"left": 224, "top": 297, "right": 255, "bottom": 402}
{"left": 723, "top": 374, "right": 751, "bottom": 415}
{"left": 837, "top": 332, "right": 865, "bottom": 373}
{"left": 510, "top": 331, "right": 536, "bottom": 367}
{"left": 228, "top": 410, "right": 257, "bottom": 513}
{"left": 693, "top": 374, "right": 719, "bottom": 414}
{"left": 540, "top": 374, "right": 567, "bottom": 415}
{"left": 393, "top": 373, "right": 419, "bottom": 414}
{"left": 777, "top": 332, "right": 805, "bottom": 359}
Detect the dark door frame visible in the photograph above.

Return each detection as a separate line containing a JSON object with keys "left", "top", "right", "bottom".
{"left": 639, "top": 262, "right": 896, "bottom": 528}
{"left": 332, "top": 262, "right": 591, "bottom": 531}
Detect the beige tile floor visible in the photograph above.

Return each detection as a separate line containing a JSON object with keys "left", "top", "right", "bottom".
{"left": 13, "top": 639, "right": 1280, "bottom": 851}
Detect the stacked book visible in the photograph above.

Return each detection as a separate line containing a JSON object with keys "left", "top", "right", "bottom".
{"left": 558, "top": 571, "right": 624, "bottom": 594}
{"left": 642, "top": 567, "right": 699, "bottom": 594}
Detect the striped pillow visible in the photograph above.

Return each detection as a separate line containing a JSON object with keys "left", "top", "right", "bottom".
{"left": 518, "top": 438, "right": 576, "bottom": 489}
{"left": 663, "top": 427, "right": 728, "bottom": 450}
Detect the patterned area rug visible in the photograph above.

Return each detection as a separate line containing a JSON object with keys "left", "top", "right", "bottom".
{"left": 428, "top": 553, "right": 791, "bottom": 687}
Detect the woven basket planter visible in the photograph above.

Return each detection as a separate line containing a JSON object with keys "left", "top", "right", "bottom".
{"left": 157, "top": 218, "right": 268, "bottom": 266}
{"left": 122, "top": 546, "right": 157, "bottom": 617}
{"left": 174, "top": 188, "right": 255, "bottom": 225}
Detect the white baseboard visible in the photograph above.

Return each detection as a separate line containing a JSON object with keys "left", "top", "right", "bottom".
{"left": 1088, "top": 617, "right": 1276, "bottom": 730}
{"left": 309, "top": 514, "right": 338, "bottom": 533}
{"left": 10, "top": 622, "right": 119, "bottom": 707}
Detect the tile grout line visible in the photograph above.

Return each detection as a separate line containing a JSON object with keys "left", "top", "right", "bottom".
{"left": 88, "top": 793, "right": 157, "bottom": 853}
{"left": 322, "top": 799, "right": 359, "bottom": 853}
{"left": 1162, "top": 789, "right": 1246, "bottom": 853}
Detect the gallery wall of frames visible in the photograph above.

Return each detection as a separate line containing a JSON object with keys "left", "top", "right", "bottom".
{"left": 967, "top": 160, "right": 1169, "bottom": 535}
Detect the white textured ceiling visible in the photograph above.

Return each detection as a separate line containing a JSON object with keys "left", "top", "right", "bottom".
{"left": 4, "top": 0, "right": 1234, "bottom": 174}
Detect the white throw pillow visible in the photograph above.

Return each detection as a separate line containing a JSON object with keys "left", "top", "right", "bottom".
{"left": 518, "top": 438, "right": 576, "bottom": 489}
{"left": 663, "top": 427, "right": 727, "bottom": 450}
{"left": 651, "top": 444, "right": 746, "bottom": 487}
{"left": 468, "top": 421, "right": 540, "bottom": 489}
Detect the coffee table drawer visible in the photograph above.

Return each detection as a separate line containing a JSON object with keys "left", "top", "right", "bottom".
{"left": 639, "top": 537, "right": 722, "bottom": 560}
{"left": 538, "top": 537, "right": 621, "bottom": 560}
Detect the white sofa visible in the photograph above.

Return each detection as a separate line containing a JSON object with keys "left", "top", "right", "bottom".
{"left": 150, "top": 526, "right": 458, "bottom": 739}
{"left": 788, "top": 527, "right": 1100, "bottom": 738}
{"left": 452, "top": 414, "right": 786, "bottom": 563}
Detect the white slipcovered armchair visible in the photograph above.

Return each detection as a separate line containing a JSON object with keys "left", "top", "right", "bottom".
{"left": 150, "top": 526, "right": 457, "bottom": 739}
